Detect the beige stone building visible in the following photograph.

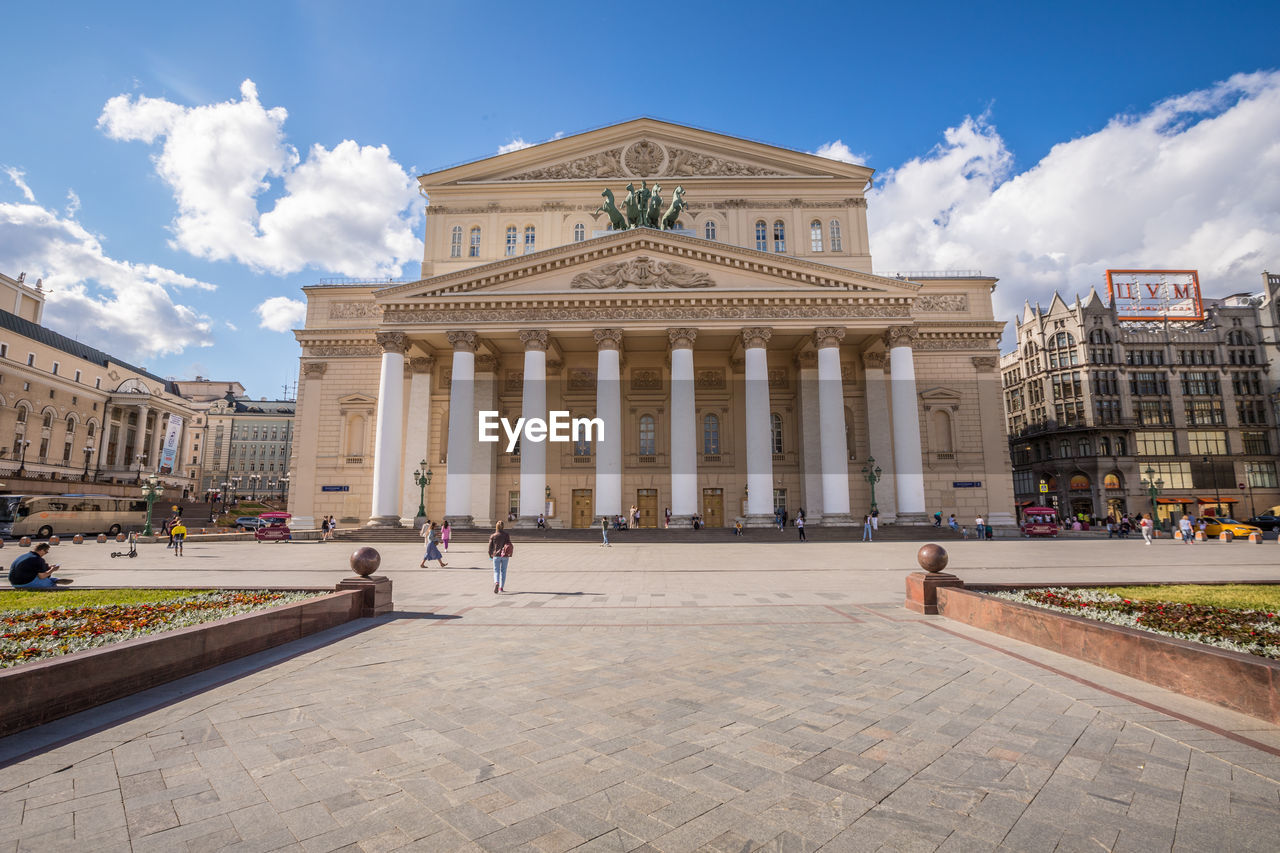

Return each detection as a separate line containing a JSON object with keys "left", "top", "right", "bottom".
{"left": 0, "top": 271, "right": 200, "bottom": 495}
{"left": 289, "top": 119, "right": 1013, "bottom": 529}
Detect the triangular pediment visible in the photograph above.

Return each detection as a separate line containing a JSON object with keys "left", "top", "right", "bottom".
{"left": 375, "top": 229, "right": 917, "bottom": 302}
{"left": 919, "top": 387, "right": 963, "bottom": 407}
{"left": 423, "top": 118, "right": 873, "bottom": 186}
{"left": 336, "top": 393, "right": 377, "bottom": 407}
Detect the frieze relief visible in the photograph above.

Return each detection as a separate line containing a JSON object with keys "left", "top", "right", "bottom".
{"left": 503, "top": 148, "right": 626, "bottom": 181}
{"left": 505, "top": 372, "right": 524, "bottom": 392}
{"left": 571, "top": 256, "right": 714, "bottom": 290}
{"left": 695, "top": 369, "right": 726, "bottom": 390}
{"left": 914, "top": 294, "right": 970, "bottom": 312}
{"left": 500, "top": 140, "right": 789, "bottom": 181}
{"left": 913, "top": 338, "right": 1001, "bottom": 351}
{"left": 427, "top": 197, "right": 864, "bottom": 215}
{"left": 305, "top": 345, "right": 382, "bottom": 358}
{"left": 631, "top": 369, "right": 662, "bottom": 390}
{"left": 768, "top": 368, "right": 790, "bottom": 389}
{"left": 385, "top": 303, "right": 910, "bottom": 324}
{"left": 568, "top": 368, "right": 597, "bottom": 391}
{"left": 328, "top": 302, "right": 383, "bottom": 320}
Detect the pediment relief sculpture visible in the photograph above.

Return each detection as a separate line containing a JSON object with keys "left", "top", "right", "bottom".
{"left": 501, "top": 139, "right": 786, "bottom": 181}
{"left": 570, "top": 256, "right": 714, "bottom": 290}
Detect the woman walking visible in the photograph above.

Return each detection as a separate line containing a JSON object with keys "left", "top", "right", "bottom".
{"left": 796, "top": 515, "right": 806, "bottom": 542}
{"left": 420, "top": 520, "right": 448, "bottom": 568}
{"left": 489, "top": 520, "right": 513, "bottom": 593}
{"left": 600, "top": 515, "right": 611, "bottom": 547}
{"left": 1139, "top": 513, "right": 1154, "bottom": 545}
{"left": 441, "top": 520, "right": 451, "bottom": 551}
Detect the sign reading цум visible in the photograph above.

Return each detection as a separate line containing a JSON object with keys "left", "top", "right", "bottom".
{"left": 1105, "top": 269, "right": 1204, "bottom": 322}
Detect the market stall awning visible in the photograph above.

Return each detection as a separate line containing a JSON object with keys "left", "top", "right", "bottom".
{"left": 1156, "top": 497, "right": 1192, "bottom": 504}
{"left": 1197, "top": 496, "right": 1239, "bottom": 503}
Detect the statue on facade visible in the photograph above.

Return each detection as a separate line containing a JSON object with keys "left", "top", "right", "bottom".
{"left": 622, "top": 183, "right": 642, "bottom": 229}
{"left": 646, "top": 184, "right": 664, "bottom": 228}
{"left": 598, "top": 183, "right": 690, "bottom": 230}
{"left": 661, "top": 186, "right": 688, "bottom": 231}
{"left": 596, "top": 188, "right": 627, "bottom": 231}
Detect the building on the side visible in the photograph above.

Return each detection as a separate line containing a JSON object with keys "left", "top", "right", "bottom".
{"left": 194, "top": 392, "right": 295, "bottom": 501}
{"left": 288, "top": 119, "right": 1014, "bottom": 529}
{"left": 1001, "top": 287, "right": 1280, "bottom": 526}
{"left": 0, "top": 271, "right": 200, "bottom": 495}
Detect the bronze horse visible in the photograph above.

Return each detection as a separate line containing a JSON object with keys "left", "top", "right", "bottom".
{"left": 596, "top": 188, "right": 627, "bottom": 231}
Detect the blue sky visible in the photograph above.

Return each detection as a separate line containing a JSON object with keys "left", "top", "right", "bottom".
{"left": 2, "top": 0, "right": 1279, "bottom": 398}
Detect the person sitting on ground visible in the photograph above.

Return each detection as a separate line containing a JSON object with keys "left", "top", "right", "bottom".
{"left": 536, "top": 513, "right": 546, "bottom": 529}
{"left": 734, "top": 519, "right": 744, "bottom": 536}
{"left": 8, "top": 543, "right": 72, "bottom": 589}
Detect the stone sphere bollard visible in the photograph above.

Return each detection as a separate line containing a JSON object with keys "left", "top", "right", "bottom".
{"left": 19, "top": 536, "right": 31, "bottom": 547}
{"left": 73, "top": 534, "right": 84, "bottom": 544}
{"left": 350, "top": 546, "right": 381, "bottom": 577}
{"left": 116, "top": 533, "right": 126, "bottom": 542}
{"left": 97, "top": 534, "right": 107, "bottom": 543}
{"left": 48, "top": 535, "right": 60, "bottom": 545}
{"left": 917, "top": 543, "right": 949, "bottom": 573}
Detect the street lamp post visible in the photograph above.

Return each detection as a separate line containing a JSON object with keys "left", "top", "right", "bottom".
{"left": 1142, "top": 466, "right": 1165, "bottom": 531}
{"left": 1203, "top": 455, "right": 1222, "bottom": 515}
{"left": 249, "top": 474, "right": 260, "bottom": 501}
{"left": 1243, "top": 479, "right": 1255, "bottom": 520}
{"left": 413, "top": 460, "right": 433, "bottom": 522}
{"left": 861, "top": 456, "right": 883, "bottom": 512}
{"left": 16, "top": 438, "right": 31, "bottom": 477}
{"left": 279, "top": 474, "right": 289, "bottom": 505}
{"left": 82, "top": 444, "right": 95, "bottom": 480}
{"left": 141, "top": 474, "right": 162, "bottom": 536}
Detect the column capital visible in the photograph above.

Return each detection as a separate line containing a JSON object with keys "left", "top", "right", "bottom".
{"left": 593, "top": 328, "right": 623, "bottom": 351}
{"left": 814, "top": 327, "right": 846, "bottom": 349}
{"left": 741, "top": 327, "right": 773, "bottom": 349}
{"left": 302, "top": 361, "right": 328, "bottom": 379}
{"left": 519, "top": 329, "right": 550, "bottom": 352}
{"left": 862, "top": 350, "right": 887, "bottom": 370}
{"left": 446, "top": 330, "right": 478, "bottom": 352}
{"left": 408, "top": 356, "right": 435, "bottom": 374}
{"left": 971, "top": 355, "right": 998, "bottom": 372}
{"left": 667, "top": 327, "right": 698, "bottom": 350}
{"left": 376, "top": 332, "right": 409, "bottom": 355}
{"left": 884, "top": 326, "right": 918, "bottom": 349}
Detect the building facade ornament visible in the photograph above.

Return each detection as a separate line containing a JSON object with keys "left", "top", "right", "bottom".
{"left": 971, "top": 355, "right": 999, "bottom": 372}
{"left": 813, "top": 326, "right": 846, "bottom": 349}
{"left": 375, "top": 332, "right": 409, "bottom": 354}
{"left": 695, "top": 369, "right": 726, "bottom": 390}
{"left": 302, "top": 361, "right": 328, "bottom": 379}
{"left": 667, "top": 327, "right": 698, "bottom": 349}
{"left": 307, "top": 345, "right": 382, "bottom": 358}
{"left": 503, "top": 147, "right": 626, "bottom": 181}
{"left": 666, "top": 145, "right": 784, "bottom": 177}
{"left": 385, "top": 303, "right": 908, "bottom": 325}
{"left": 795, "top": 350, "right": 819, "bottom": 369}
{"left": 446, "top": 330, "right": 478, "bottom": 352}
{"left": 328, "top": 302, "right": 383, "bottom": 320}
{"left": 498, "top": 141, "right": 787, "bottom": 181}
{"left": 504, "top": 372, "right": 524, "bottom": 392}
{"left": 631, "top": 369, "right": 662, "bottom": 390}
{"left": 570, "top": 256, "right": 714, "bottom": 290}
{"left": 768, "top": 368, "right": 789, "bottom": 389}
{"left": 407, "top": 356, "right": 434, "bottom": 374}
{"left": 862, "top": 350, "right": 887, "bottom": 370}
{"left": 741, "top": 327, "right": 773, "bottom": 349}
{"left": 568, "top": 368, "right": 596, "bottom": 390}
{"left": 884, "top": 326, "right": 919, "bottom": 349}
{"left": 624, "top": 140, "right": 665, "bottom": 176}
{"left": 915, "top": 294, "right": 969, "bottom": 312}
{"left": 519, "top": 329, "right": 550, "bottom": 352}
{"left": 593, "top": 328, "right": 623, "bottom": 351}
{"left": 475, "top": 354, "right": 499, "bottom": 372}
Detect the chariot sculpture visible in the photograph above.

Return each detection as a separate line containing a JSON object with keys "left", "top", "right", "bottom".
{"left": 595, "top": 183, "right": 689, "bottom": 230}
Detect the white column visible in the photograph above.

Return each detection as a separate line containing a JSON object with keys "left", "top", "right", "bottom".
{"left": 135, "top": 404, "right": 150, "bottom": 473}
{"left": 887, "top": 326, "right": 927, "bottom": 522}
{"left": 518, "top": 330, "right": 550, "bottom": 526}
{"left": 815, "top": 328, "right": 852, "bottom": 523}
{"left": 862, "top": 351, "right": 897, "bottom": 523}
{"left": 595, "top": 329, "right": 623, "bottom": 520}
{"left": 444, "top": 331, "right": 477, "bottom": 525}
{"left": 668, "top": 328, "right": 698, "bottom": 522}
{"left": 368, "top": 332, "right": 408, "bottom": 526}
{"left": 400, "top": 356, "right": 434, "bottom": 525}
{"left": 797, "top": 352, "right": 825, "bottom": 520}
{"left": 743, "top": 327, "right": 775, "bottom": 523}
{"left": 289, "top": 361, "right": 325, "bottom": 529}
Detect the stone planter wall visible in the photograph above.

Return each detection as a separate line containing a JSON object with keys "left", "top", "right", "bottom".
{"left": 937, "top": 586, "right": 1280, "bottom": 724}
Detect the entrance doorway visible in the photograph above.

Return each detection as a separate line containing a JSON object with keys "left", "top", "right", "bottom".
{"left": 702, "top": 488, "right": 724, "bottom": 528}
{"left": 636, "top": 489, "right": 658, "bottom": 528}
{"left": 572, "top": 489, "right": 593, "bottom": 528}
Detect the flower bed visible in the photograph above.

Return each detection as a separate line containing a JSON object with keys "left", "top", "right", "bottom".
{"left": 0, "top": 591, "right": 324, "bottom": 668}
{"left": 989, "top": 587, "right": 1280, "bottom": 659}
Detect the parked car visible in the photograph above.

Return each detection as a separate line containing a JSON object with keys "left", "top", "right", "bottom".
{"left": 234, "top": 516, "right": 264, "bottom": 530}
{"left": 1201, "top": 518, "right": 1261, "bottom": 538}
{"left": 1246, "top": 514, "right": 1280, "bottom": 531}
{"left": 254, "top": 512, "right": 292, "bottom": 543}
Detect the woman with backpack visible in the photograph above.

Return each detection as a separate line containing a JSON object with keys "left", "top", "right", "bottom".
{"left": 488, "top": 520, "right": 514, "bottom": 593}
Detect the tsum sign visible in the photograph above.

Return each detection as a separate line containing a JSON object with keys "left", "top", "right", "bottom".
{"left": 1105, "top": 269, "right": 1205, "bottom": 322}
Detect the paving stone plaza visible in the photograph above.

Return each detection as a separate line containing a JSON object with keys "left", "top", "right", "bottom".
{"left": 2, "top": 538, "right": 1279, "bottom": 851}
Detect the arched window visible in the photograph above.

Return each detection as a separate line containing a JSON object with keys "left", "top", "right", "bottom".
{"left": 15, "top": 404, "right": 27, "bottom": 423}
{"left": 42, "top": 410, "right": 53, "bottom": 429}
{"left": 638, "top": 415, "right": 655, "bottom": 455}
{"left": 810, "top": 220, "right": 823, "bottom": 252}
{"left": 1103, "top": 472, "right": 1122, "bottom": 490}
{"left": 932, "top": 410, "right": 953, "bottom": 453}
{"left": 573, "top": 223, "right": 586, "bottom": 242}
{"left": 704, "top": 220, "right": 717, "bottom": 241}
{"left": 773, "top": 220, "right": 786, "bottom": 253}
{"left": 449, "top": 226, "right": 462, "bottom": 258}
{"left": 1099, "top": 436, "right": 1111, "bottom": 455}
{"left": 65, "top": 414, "right": 76, "bottom": 436}
{"left": 468, "top": 226, "right": 481, "bottom": 258}
{"left": 505, "top": 225, "right": 518, "bottom": 256}
{"left": 754, "top": 220, "right": 767, "bottom": 251}
{"left": 702, "top": 414, "right": 720, "bottom": 455}
{"left": 829, "top": 219, "right": 842, "bottom": 251}
{"left": 524, "top": 225, "right": 536, "bottom": 254}
{"left": 1059, "top": 439, "right": 1072, "bottom": 458}
{"left": 87, "top": 421, "right": 96, "bottom": 438}
{"left": 770, "top": 413, "right": 783, "bottom": 454}
{"left": 1115, "top": 436, "right": 1128, "bottom": 455}
{"left": 1077, "top": 438, "right": 1091, "bottom": 456}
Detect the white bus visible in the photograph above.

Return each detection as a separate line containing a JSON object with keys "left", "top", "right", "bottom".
{"left": 0, "top": 494, "right": 149, "bottom": 539}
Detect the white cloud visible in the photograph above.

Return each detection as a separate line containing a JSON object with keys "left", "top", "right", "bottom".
{"left": 868, "top": 72, "right": 1280, "bottom": 324}
{"left": 64, "top": 189, "right": 81, "bottom": 217}
{"left": 98, "top": 79, "right": 421, "bottom": 278}
{"left": 255, "top": 296, "right": 306, "bottom": 332}
{"left": 224, "top": 320, "right": 237, "bottom": 331}
{"left": 4, "top": 167, "right": 35, "bottom": 202}
{"left": 498, "top": 137, "right": 533, "bottom": 155}
{"left": 0, "top": 198, "right": 216, "bottom": 360}
{"left": 813, "top": 140, "right": 866, "bottom": 165}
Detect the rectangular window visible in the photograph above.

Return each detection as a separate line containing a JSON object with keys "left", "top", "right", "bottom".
{"left": 27, "top": 353, "right": 35, "bottom": 366}
{"left": 1136, "top": 401, "right": 1172, "bottom": 426}
{"left": 1095, "top": 400, "right": 1121, "bottom": 424}
{"left": 74, "top": 369, "right": 81, "bottom": 383}
{"left": 0, "top": 343, "right": 6, "bottom": 358}
{"left": 1145, "top": 461, "right": 1192, "bottom": 490}
{"left": 1238, "top": 400, "right": 1268, "bottom": 425}
{"left": 1135, "top": 431, "right": 1175, "bottom": 456}
{"left": 1181, "top": 371, "right": 1219, "bottom": 396}
{"left": 95, "top": 377, "right": 101, "bottom": 389}
{"left": 1185, "top": 400, "right": 1224, "bottom": 426}
{"left": 1244, "top": 431, "right": 1271, "bottom": 455}
{"left": 1186, "top": 430, "right": 1227, "bottom": 455}
{"left": 773, "top": 488, "right": 787, "bottom": 513}
{"left": 51, "top": 362, "right": 59, "bottom": 375}
{"left": 508, "top": 490, "right": 520, "bottom": 518}
{"left": 524, "top": 226, "right": 536, "bottom": 254}
{"left": 1246, "top": 461, "right": 1278, "bottom": 488}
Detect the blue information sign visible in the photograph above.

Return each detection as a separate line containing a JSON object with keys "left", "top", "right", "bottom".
{"left": 952, "top": 481, "right": 982, "bottom": 488}
{"left": 321, "top": 485, "right": 350, "bottom": 492}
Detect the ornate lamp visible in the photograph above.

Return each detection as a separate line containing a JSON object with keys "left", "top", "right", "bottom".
{"left": 1141, "top": 466, "right": 1165, "bottom": 530}
{"left": 141, "top": 473, "right": 162, "bottom": 536}
{"left": 861, "top": 456, "right": 883, "bottom": 512}
{"left": 413, "top": 460, "right": 432, "bottom": 519}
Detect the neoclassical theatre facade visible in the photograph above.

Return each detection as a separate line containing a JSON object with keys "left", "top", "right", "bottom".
{"left": 288, "top": 119, "right": 1014, "bottom": 529}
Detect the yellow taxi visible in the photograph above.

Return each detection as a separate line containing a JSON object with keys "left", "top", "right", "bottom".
{"left": 1200, "top": 517, "right": 1262, "bottom": 538}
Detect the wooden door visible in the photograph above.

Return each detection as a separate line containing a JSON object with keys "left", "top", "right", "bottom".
{"left": 572, "top": 489, "right": 593, "bottom": 528}
{"left": 702, "top": 488, "right": 724, "bottom": 528}
{"left": 637, "top": 489, "right": 658, "bottom": 528}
